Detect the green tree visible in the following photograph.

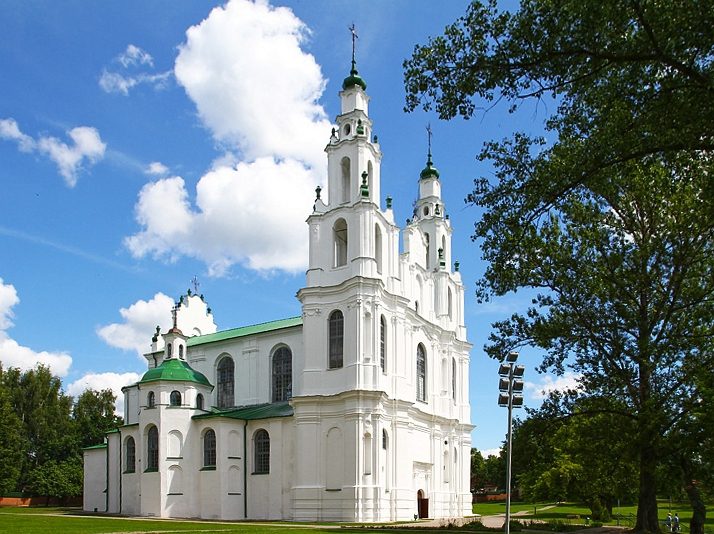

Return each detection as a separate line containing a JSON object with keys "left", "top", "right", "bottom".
{"left": 72, "top": 388, "right": 122, "bottom": 448}
{"left": 1, "top": 365, "right": 76, "bottom": 491}
{"left": 404, "top": 3, "right": 714, "bottom": 532}
{"left": 0, "top": 365, "right": 23, "bottom": 494}
{"left": 471, "top": 448, "right": 487, "bottom": 492}
{"left": 27, "top": 458, "right": 83, "bottom": 504}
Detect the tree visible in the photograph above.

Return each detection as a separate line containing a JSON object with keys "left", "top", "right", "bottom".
{"left": 0, "top": 365, "right": 23, "bottom": 494}
{"left": 404, "top": 2, "right": 714, "bottom": 532}
{"left": 1, "top": 365, "right": 76, "bottom": 491}
{"left": 27, "top": 458, "right": 83, "bottom": 504}
{"left": 72, "top": 389, "right": 122, "bottom": 448}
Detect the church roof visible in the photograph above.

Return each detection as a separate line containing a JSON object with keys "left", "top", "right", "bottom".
{"left": 193, "top": 401, "right": 293, "bottom": 421}
{"left": 139, "top": 358, "right": 213, "bottom": 388}
{"left": 187, "top": 316, "right": 302, "bottom": 347}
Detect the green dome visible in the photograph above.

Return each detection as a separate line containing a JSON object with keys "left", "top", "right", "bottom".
{"left": 342, "top": 65, "right": 367, "bottom": 91}
{"left": 139, "top": 358, "right": 212, "bottom": 388}
{"left": 420, "top": 154, "right": 440, "bottom": 180}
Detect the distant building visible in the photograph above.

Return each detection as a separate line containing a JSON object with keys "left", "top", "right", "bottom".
{"left": 84, "top": 60, "right": 473, "bottom": 522}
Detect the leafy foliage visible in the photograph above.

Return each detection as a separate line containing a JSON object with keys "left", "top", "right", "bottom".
{"left": 405, "top": 2, "right": 714, "bottom": 532}
{"left": 0, "top": 364, "right": 121, "bottom": 498}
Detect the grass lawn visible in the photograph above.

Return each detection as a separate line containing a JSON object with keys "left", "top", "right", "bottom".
{"left": 473, "top": 500, "right": 714, "bottom": 532}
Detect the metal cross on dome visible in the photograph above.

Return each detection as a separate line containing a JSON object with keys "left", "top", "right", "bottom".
{"left": 426, "top": 123, "right": 433, "bottom": 157}
{"left": 191, "top": 275, "right": 200, "bottom": 294}
{"left": 349, "top": 23, "right": 358, "bottom": 66}
{"left": 171, "top": 302, "right": 179, "bottom": 329}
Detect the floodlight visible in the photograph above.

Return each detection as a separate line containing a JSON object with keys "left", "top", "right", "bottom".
{"left": 499, "top": 378, "right": 510, "bottom": 392}
{"left": 506, "top": 351, "right": 519, "bottom": 363}
{"left": 511, "top": 380, "right": 524, "bottom": 392}
{"left": 498, "top": 393, "right": 509, "bottom": 407}
{"left": 498, "top": 363, "right": 511, "bottom": 376}
{"left": 512, "top": 395, "right": 524, "bottom": 408}
{"left": 512, "top": 365, "right": 525, "bottom": 377}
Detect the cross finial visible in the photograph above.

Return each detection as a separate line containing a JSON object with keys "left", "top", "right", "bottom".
{"left": 171, "top": 302, "right": 179, "bottom": 329}
{"left": 426, "top": 123, "right": 434, "bottom": 164}
{"left": 191, "top": 275, "right": 200, "bottom": 294}
{"left": 349, "top": 23, "right": 358, "bottom": 72}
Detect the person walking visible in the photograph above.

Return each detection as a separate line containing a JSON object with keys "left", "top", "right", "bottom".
{"left": 673, "top": 513, "right": 680, "bottom": 533}
{"left": 666, "top": 513, "right": 673, "bottom": 533}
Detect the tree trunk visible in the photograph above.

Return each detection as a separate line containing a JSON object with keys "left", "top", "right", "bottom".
{"left": 635, "top": 444, "right": 660, "bottom": 533}
{"left": 684, "top": 479, "right": 706, "bottom": 534}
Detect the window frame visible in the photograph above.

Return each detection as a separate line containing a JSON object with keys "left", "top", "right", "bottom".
{"left": 203, "top": 429, "right": 217, "bottom": 468}
{"left": 169, "top": 390, "right": 181, "bottom": 407}
{"left": 328, "top": 310, "right": 344, "bottom": 369}
{"left": 146, "top": 425, "right": 159, "bottom": 471}
{"left": 125, "top": 436, "right": 136, "bottom": 473}
{"left": 416, "top": 343, "right": 427, "bottom": 403}
{"left": 253, "top": 429, "right": 270, "bottom": 474}
{"left": 271, "top": 346, "right": 292, "bottom": 402}
{"left": 216, "top": 356, "right": 235, "bottom": 409}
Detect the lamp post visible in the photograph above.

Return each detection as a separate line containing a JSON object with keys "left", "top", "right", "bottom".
{"left": 498, "top": 351, "right": 525, "bottom": 534}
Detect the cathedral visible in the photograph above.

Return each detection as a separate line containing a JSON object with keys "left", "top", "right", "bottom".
{"left": 83, "top": 59, "right": 474, "bottom": 522}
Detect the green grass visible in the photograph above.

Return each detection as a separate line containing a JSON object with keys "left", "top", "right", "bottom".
{"left": 473, "top": 500, "right": 714, "bottom": 532}
{"left": 0, "top": 508, "right": 328, "bottom": 534}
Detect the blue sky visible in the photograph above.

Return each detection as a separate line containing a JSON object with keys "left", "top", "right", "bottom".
{"left": 0, "top": 0, "right": 577, "bottom": 455}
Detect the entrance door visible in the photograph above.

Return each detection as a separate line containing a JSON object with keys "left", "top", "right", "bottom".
{"left": 417, "top": 489, "right": 429, "bottom": 519}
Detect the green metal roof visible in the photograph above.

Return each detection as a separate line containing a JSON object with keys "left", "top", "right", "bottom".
{"left": 83, "top": 443, "right": 108, "bottom": 450}
{"left": 420, "top": 153, "right": 440, "bottom": 180}
{"left": 139, "top": 358, "right": 213, "bottom": 388}
{"left": 188, "top": 316, "right": 302, "bottom": 347}
{"left": 193, "top": 401, "right": 293, "bottom": 421}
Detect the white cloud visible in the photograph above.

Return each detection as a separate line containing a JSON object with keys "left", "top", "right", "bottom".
{"left": 0, "top": 278, "right": 73, "bottom": 377}
{"left": 126, "top": 0, "right": 331, "bottom": 275}
{"left": 478, "top": 448, "right": 502, "bottom": 459}
{"left": 0, "top": 118, "right": 35, "bottom": 152}
{"left": 99, "top": 71, "right": 171, "bottom": 96}
{"left": 0, "top": 119, "right": 106, "bottom": 187}
{"left": 145, "top": 161, "right": 169, "bottom": 176}
{"left": 99, "top": 44, "right": 170, "bottom": 95}
{"left": 67, "top": 372, "right": 142, "bottom": 415}
{"left": 525, "top": 371, "right": 582, "bottom": 400}
{"left": 37, "top": 126, "right": 106, "bottom": 187}
{"left": 126, "top": 159, "right": 313, "bottom": 274}
{"left": 96, "top": 293, "right": 174, "bottom": 357}
{"left": 118, "top": 44, "right": 154, "bottom": 68}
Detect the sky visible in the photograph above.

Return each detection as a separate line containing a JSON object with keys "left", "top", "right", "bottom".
{"left": 0, "top": 0, "right": 578, "bottom": 455}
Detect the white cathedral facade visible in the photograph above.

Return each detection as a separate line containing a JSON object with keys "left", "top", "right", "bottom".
{"left": 84, "top": 63, "right": 474, "bottom": 522}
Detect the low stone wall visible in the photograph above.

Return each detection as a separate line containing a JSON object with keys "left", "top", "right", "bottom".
{"left": 0, "top": 496, "right": 83, "bottom": 507}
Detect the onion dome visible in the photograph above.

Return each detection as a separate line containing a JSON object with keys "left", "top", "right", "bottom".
{"left": 139, "top": 358, "right": 212, "bottom": 388}
{"left": 420, "top": 152, "right": 440, "bottom": 180}
{"left": 342, "top": 61, "right": 367, "bottom": 91}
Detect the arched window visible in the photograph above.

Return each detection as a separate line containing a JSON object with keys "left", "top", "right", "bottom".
{"left": 375, "top": 224, "right": 383, "bottom": 274}
{"left": 196, "top": 393, "right": 204, "bottom": 410}
{"left": 254, "top": 429, "right": 270, "bottom": 474}
{"left": 333, "top": 218, "right": 348, "bottom": 267}
{"left": 382, "top": 429, "right": 388, "bottom": 450}
{"left": 328, "top": 310, "right": 344, "bottom": 369}
{"left": 170, "top": 390, "right": 181, "bottom": 407}
{"left": 217, "top": 356, "right": 234, "bottom": 408}
{"left": 125, "top": 437, "right": 136, "bottom": 473}
{"left": 452, "top": 357, "right": 457, "bottom": 402}
{"left": 272, "top": 346, "right": 292, "bottom": 402}
{"left": 380, "top": 315, "right": 386, "bottom": 373}
{"left": 178, "top": 344, "right": 184, "bottom": 358}
{"left": 147, "top": 391, "right": 155, "bottom": 408}
{"left": 416, "top": 344, "right": 427, "bottom": 402}
{"left": 167, "top": 343, "right": 172, "bottom": 357}
{"left": 441, "top": 235, "right": 447, "bottom": 264}
{"left": 340, "top": 157, "right": 351, "bottom": 203}
{"left": 146, "top": 425, "right": 159, "bottom": 471}
{"left": 203, "top": 429, "right": 216, "bottom": 467}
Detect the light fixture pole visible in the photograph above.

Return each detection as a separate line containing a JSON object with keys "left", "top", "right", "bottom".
{"left": 498, "top": 351, "right": 525, "bottom": 534}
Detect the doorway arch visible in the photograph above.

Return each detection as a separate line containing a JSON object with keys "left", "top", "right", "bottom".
{"left": 417, "top": 489, "right": 429, "bottom": 519}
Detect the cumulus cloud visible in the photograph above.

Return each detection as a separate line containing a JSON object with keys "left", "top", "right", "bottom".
{"left": 99, "top": 44, "right": 171, "bottom": 96}
{"left": 478, "top": 448, "right": 502, "bottom": 459}
{"left": 0, "top": 278, "right": 73, "bottom": 377}
{"left": 145, "top": 161, "right": 169, "bottom": 176}
{"left": 126, "top": 0, "right": 331, "bottom": 275}
{"left": 126, "top": 159, "right": 314, "bottom": 273}
{"left": 525, "top": 371, "right": 582, "bottom": 400}
{"left": 67, "top": 371, "right": 142, "bottom": 414}
{"left": 96, "top": 293, "right": 174, "bottom": 357}
{"left": 0, "top": 119, "right": 106, "bottom": 187}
